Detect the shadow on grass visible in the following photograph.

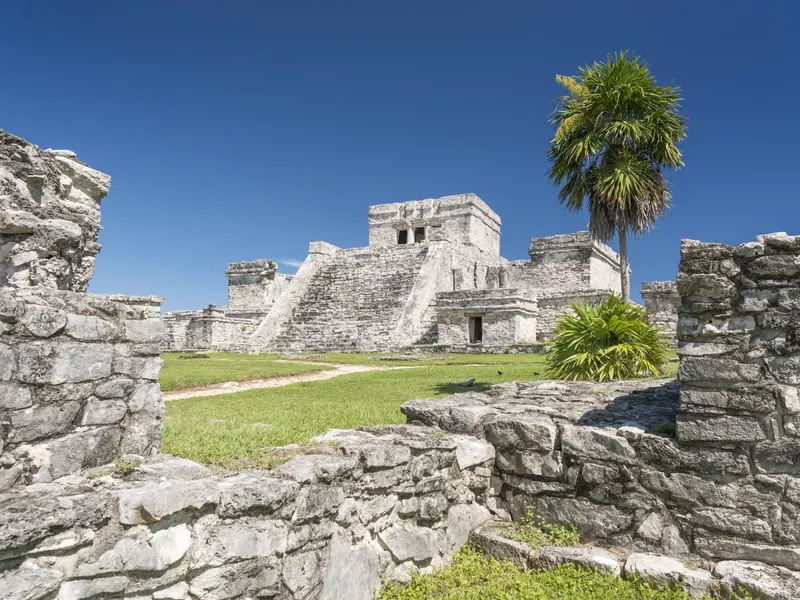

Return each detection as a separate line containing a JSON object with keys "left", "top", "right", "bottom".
{"left": 432, "top": 381, "right": 494, "bottom": 395}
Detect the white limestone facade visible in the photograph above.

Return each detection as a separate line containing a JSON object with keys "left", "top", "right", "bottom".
{"left": 166, "top": 194, "right": 624, "bottom": 352}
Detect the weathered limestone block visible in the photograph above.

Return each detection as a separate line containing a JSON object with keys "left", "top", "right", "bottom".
{"left": 76, "top": 524, "right": 192, "bottom": 576}
{"left": 0, "top": 131, "right": 111, "bottom": 292}
{"left": 0, "top": 288, "right": 164, "bottom": 489}
{"left": 0, "top": 562, "right": 63, "bottom": 600}
{"left": 533, "top": 497, "right": 632, "bottom": 540}
{"left": 191, "top": 517, "right": 288, "bottom": 567}
{"left": 320, "top": 531, "right": 382, "bottom": 600}
{"left": 624, "top": 553, "right": 713, "bottom": 597}
{"left": 16, "top": 341, "right": 114, "bottom": 384}
{"left": 540, "top": 545, "right": 623, "bottom": 576}
{"left": 117, "top": 479, "right": 221, "bottom": 525}
{"left": 679, "top": 357, "right": 762, "bottom": 384}
{"left": 677, "top": 272, "right": 736, "bottom": 300}
{"left": 715, "top": 560, "right": 800, "bottom": 600}
{"left": 484, "top": 414, "right": 557, "bottom": 451}
{"left": 560, "top": 425, "right": 638, "bottom": 465}
{"left": 676, "top": 414, "right": 766, "bottom": 443}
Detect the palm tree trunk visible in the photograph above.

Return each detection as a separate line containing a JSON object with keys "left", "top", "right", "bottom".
{"left": 618, "top": 224, "right": 630, "bottom": 302}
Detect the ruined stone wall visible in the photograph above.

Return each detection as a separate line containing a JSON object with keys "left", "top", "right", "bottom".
{"left": 505, "top": 231, "right": 621, "bottom": 294}
{"left": 101, "top": 294, "right": 165, "bottom": 320}
{"left": 641, "top": 281, "right": 679, "bottom": 343}
{"left": 0, "top": 288, "right": 164, "bottom": 491}
{"left": 163, "top": 310, "right": 199, "bottom": 351}
{"left": 0, "top": 426, "right": 493, "bottom": 600}
{"left": 675, "top": 234, "right": 800, "bottom": 447}
{"left": 675, "top": 234, "right": 800, "bottom": 566}
{"left": 0, "top": 131, "right": 111, "bottom": 292}
{"left": 403, "top": 377, "right": 800, "bottom": 570}
{"left": 448, "top": 242, "right": 508, "bottom": 292}
{"left": 402, "top": 233, "right": 800, "bottom": 570}
{"left": 163, "top": 260, "right": 290, "bottom": 352}
{"left": 226, "top": 259, "right": 293, "bottom": 312}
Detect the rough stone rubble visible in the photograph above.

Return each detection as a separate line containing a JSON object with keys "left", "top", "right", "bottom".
{"left": 0, "top": 131, "right": 111, "bottom": 292}
{"left": 0, "top": 427, "right": 493, "bottom": 600}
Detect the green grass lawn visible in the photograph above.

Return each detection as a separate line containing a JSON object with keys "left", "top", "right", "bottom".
{"left": 159, "top": 352, "right": 331, "bottom": 392}
{"left": 163, "top": 359, "right": 546, "bottom": 469}
{"left": 378, "top": 546, "right": 717, "bottom": 600}
{"left": 306, "top": 352, "right": 550, "bottom": 367}
{"left": 161, "top": 350, "right": 677, "bottom": 469}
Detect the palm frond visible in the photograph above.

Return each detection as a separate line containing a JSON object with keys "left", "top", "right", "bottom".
{"left": 547, "top": 52, "right": 687, "bottom": 239}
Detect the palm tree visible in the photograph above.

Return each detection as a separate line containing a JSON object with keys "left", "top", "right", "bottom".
{"left": 547, "top": 53, "right": 687, "bottom": 301}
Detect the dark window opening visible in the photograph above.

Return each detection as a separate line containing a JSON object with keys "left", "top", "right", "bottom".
{"left": 414, "top": 227, "right": 426, "bottom": 243}
{"left": 469, "top": 316, "right": 483, "bottom": 344}
{"left": 397, "top": 230, "right": 408, "bottom": 244}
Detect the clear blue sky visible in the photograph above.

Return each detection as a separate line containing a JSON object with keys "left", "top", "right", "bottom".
{"left": 3, "top": 1, "right": 798, "bottom": 309}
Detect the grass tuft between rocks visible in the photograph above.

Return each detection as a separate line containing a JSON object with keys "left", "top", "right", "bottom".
{"left": 377, "top": 546, "right": 718, "bottom": 600}
{"left": 503, "top": 508, "right": 581, "bottom": 548}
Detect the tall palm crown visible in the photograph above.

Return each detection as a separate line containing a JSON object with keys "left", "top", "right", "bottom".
{"left": 547, "top": 53, "right": 687, "bottom": 300}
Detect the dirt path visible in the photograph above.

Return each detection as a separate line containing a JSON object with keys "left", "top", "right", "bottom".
{"left": 163, "top": 363, "right": 416, "bottom": 401}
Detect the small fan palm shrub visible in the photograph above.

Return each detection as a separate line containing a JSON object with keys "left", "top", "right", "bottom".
{"left": 546, "top": 294, "right": 669, "bottom": 382}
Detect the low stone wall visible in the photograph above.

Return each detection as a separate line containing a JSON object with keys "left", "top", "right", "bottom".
{"left": 0, "top": 426, "right": 494, "bottom": 600}
{"left": 403, "top": 377, "right": 800, "bottom": 570}
{"left": 0, "top": 288, "right": 164, "bottom": 490}
{"left": 102, "top": 294, "right": 165, "bottom": 320}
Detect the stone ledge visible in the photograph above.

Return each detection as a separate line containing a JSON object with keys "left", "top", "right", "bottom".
{"left": 472, "top": 521, "right": 799, "bottom": 599}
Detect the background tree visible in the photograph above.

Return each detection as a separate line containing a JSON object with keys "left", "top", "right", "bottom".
{"left": 547, "top": 53, "right": 687, "bottom": 301}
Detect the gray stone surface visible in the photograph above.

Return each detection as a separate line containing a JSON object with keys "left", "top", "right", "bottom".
{"left": 641, "top": 281, "right": 680, "bottom": 344}
{"left": 715, "top": 560, "right": 800, "bottom": 600}
{"left": 539, "top": 545, "right": 623, "bottom": 576}
{"left": 0, "top": 130, "right": 111, "bottom": 292}
{"left": 0, "top": 427, "right": 492, "bottom": 600}
{"left": 0, "top": 288, "right": 164, "bottom": 488}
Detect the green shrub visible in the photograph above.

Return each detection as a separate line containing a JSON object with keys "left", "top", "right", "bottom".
{"left": 503, "top": 508, "right": 581, "bottom": 547}
{"left": 546, "top": 294, "right": 669, "bottom": 382}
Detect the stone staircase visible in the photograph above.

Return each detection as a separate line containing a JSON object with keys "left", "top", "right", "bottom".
{"left": 269, "top": 245, "right": 432, "bottom": 352}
